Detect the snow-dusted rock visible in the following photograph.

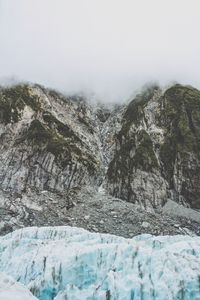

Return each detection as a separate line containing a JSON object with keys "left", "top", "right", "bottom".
{"left": 0, "top": 226, "right": 200, "bottom": 300}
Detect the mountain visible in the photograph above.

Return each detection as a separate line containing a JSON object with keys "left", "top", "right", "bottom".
{"left": 106, "top": 84, "right": 200, "bottom": 209}
{"left": 0, "top": 83, "right": 200, "bottom": 236}
{"left": 0, "top": 226, "right": 200, "bottom": 300}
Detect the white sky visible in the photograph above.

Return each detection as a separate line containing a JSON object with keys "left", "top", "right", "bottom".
{"left": 0, "top": 0, "right": 200, "bottom": 102}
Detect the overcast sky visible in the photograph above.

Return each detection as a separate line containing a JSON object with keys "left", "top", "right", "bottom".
{"left": 0, "top": 0, "right": 200, "bottom": 102}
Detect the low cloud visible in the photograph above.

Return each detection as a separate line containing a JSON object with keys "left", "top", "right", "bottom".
{"left": 0, "top": 0, "right": 200, "bottom": 102}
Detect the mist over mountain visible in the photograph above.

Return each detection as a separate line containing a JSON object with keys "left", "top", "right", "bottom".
{"left": 1, "top": 2, "right": 200, "bottom": 299}
{"left": 1, "top": 0, "right": 200, "bottom": 102}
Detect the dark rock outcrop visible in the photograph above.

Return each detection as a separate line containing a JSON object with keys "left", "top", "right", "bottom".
{"left": 106, "top": 84, "right": 200, "bottom": 209}
{"left": 0, "top": 82, "right": 200, "bottom": 235}
{"left": 0, "top": 84, "right": 101, "bottom": 195}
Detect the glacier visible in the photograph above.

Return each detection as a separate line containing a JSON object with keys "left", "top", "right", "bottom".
{"left": 0, "top": 226, "right": 200, "bottom": 300}
{"left": 0, "top": 272, "right": 37, "bottom": 300}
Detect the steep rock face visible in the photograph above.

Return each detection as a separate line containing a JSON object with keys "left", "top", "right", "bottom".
{"left": 0, "top": 84, "right": 102, "bottom": 195}
{"left": 106, "top": 84, "right": 200, "bottom": 209}
{"left": 159, "top": 85, "right": 200, "bottom": 208}
{"left": 0, "top": 82, "right": 200, "bottom": 236}
{"left": 95, "top": 103, "right": 124, "bottom": 167}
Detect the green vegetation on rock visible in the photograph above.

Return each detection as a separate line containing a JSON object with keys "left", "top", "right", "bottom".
{"left": 121, "top": 84, "right": 160, "bottom": 135}
{"left": 160, "top": 84, "right": 200, "bottom": 188}
{"left": 15, "top": 113, "right": 97, "bottom": 174}
{"left": 109, "top": 85, "right": 159, "bottom": 181}
{"left": 0, "top": 84, "right": 41, "bottom": 124}
{"left": 134, "top": 130, "right": 159, "bottom": 171}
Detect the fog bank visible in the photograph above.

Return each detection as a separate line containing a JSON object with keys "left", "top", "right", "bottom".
{"left": 0, "top": 0, "right": 200, "bottom": 102}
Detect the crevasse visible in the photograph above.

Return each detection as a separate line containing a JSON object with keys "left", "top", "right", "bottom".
{"left": 0, "top": 226, "right": 200, "bottom": 300}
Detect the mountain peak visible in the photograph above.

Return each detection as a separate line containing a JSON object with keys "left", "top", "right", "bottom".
{"left": 0, "top": 83, "right": 199, "bottom": 236}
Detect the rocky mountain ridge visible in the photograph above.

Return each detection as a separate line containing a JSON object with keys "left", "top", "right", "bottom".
{"left": 106, "top": 84, "right": 200, "bottom": 209}
{"left": 0, "top": 83, "right": 200, "bottom": 235}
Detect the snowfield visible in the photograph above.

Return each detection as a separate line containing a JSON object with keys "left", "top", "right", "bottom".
{"left": 0, "top": 273, "right": 37, "bottom": 300}
{"left": 0, "top": 226, "right": 200, "bottom": 299}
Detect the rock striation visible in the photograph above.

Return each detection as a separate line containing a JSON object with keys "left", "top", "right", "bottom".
{"left": 0, "top": 83, "right": 200, "bottom": 235}
{"left": 106, "top": 84, "right": 200, "bottom": 209}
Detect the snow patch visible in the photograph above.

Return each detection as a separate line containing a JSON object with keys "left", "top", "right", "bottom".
{"left": 0, "top": 272, "right": 37, "bottom": 300}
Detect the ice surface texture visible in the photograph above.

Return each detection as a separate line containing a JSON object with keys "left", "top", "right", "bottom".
{"left": 0, "top": 272, "right": 37, "bottom": 300}
{"left": 0, "top": 226, "right": 200, "bottom": 300}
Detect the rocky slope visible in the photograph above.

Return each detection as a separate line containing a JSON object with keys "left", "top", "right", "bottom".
{"left": 0, "top": 83, "right": 200, "bottom": 235}
{"left": 106, "top": 84, "right": 200, "bottom": 209}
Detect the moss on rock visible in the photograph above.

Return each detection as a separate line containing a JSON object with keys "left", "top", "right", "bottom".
{"left": 159, "top": 84, "right": 200, "bottom": 186}
{"left": 0, "top": 84, "right": 41, "bottom": 124}
{"left": 120, "top": 84, "right": 159, "bottom": 135}
{"left": 110, "top": 85, "right": 159, "bottom": 179}
{"left": 17, "top": 114, "right": 98, "bottom": 173}
{"left": 134, "top": 130, "right": 159, "bottom": 171}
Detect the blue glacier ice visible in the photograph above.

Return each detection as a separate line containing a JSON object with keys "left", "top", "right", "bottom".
{"left": 0, "top": 226, "right": 200, "bottom": 300}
